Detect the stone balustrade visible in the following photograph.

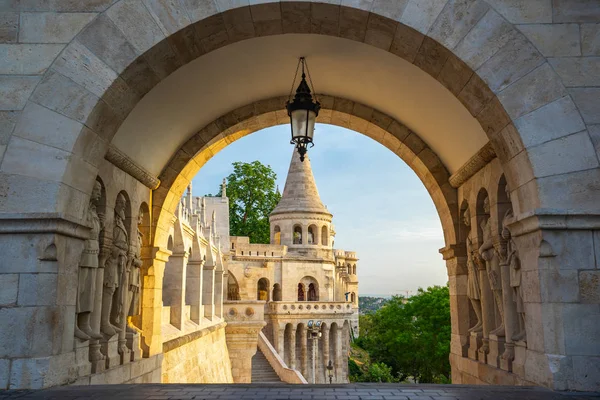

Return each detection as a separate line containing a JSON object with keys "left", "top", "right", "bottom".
{"left": 267, "top": 301, "right": 353, "bottom": 316}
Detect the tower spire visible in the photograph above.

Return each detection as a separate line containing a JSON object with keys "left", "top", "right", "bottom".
{"left": 270, "top": 149, "right": 331, "bottom": 216}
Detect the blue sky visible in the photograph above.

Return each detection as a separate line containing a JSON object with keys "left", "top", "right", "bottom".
{"left": 191, "top": 124, "right": 448, "bottom": 296}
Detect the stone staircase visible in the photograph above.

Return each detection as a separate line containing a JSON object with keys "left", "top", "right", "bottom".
{"left": 251, "top": 348, "right": 282, "bottom": 383}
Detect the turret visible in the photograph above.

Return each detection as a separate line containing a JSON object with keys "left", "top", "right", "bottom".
{"left": 269, "top": 150, "right": 333, "bottom": 251}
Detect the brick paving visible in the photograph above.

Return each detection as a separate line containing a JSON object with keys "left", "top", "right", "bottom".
{"left": 1, "top": 384, "right": 600, "bottom": 400}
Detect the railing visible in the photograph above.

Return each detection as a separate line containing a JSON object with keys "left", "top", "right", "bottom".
{"left": 258, "top": 331, "right": 307, "bottom": 384}
{"left": 267, "top": 301, "right": 353, "bottom": 315}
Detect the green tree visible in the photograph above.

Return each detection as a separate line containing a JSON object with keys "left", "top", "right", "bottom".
{"left": 360, "top": 285, "right": 451, "bottom": 383}
{"left": 216, "top": 161, "right": 281, "bottom": 244}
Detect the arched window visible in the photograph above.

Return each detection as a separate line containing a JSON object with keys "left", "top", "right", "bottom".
{"left": 272, "top": 283, "right": 282, "bottom": 301}
{"left": 307, "top": 225, "right": 316, "bottom": 244}
{"left": 308, "top": 283, "right": 317, "bottom": 301}
{"left": 299, "top": 276, "right": 318, "bottom": 301}
{"left": 298, "top": 283, "right": 305, "bottom": 301}
{"left": 293, "top": 225, "right": 302, "bottom": 244}
{"left": 257, "top": 278, "right": 269, "bottom": 301}
{"left": 351, "top": 292, "right": 356, "bottom": 303}
{"left": 274, "top": 225, "right": 281, "bottom": 245}
{"left": 321, "top": 226, "right": 328, "bottom": 246}
{"left": 227, "top": 274, "right": 240, "bottom": 301}
{"left": 347, "top": 264, "right": 351, "bottom": 274}
{"left": 353, "top": 265, "right": 357, "bottom": 274}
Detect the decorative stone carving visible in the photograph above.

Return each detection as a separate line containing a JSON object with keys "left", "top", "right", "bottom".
{"left": 105, "top": 145, "right": 160, "bottom": 190}
{"left": 101, "top": 193, "right": 128, "bottom": 337}
{"left": 479, "top": 196, "right": 505, "bottom": 337}
{"left": 127, "top": 209, "right": 143, "bottom": 325}
{"left": 464, "top": 207, "right": 483, "bottom": 333}
{"left": 505, "top": 217, "right": 526, "bottom": 343}
{"left": 497, "top": 186, "right": 520, "bottom": 368}
{"left": 75, "top": 180, "right": 104, "bottom": 341}
{"left": 449, "top": 143, "right": 497, "bottom": 188}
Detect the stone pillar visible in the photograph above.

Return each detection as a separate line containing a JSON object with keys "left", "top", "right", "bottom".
{"left": 499, "top": 254, "right": 517, "bottom": 372}
{"left": 299, "top": 328, "right": 308, "bottom": 378}
{"left": 186, "top": 259, "right": 204, "bottom": 325}
{"left": 89, "top": 240, "right": 111, "bottom": 372}
{"left": 334, "top": 326, "right": 343, "bottom": 383}
{"left": 214, "top": 269, "right": 224, "bottom": 319}
{"left": 0, "top": 229, "right": 86, "bottom": 389}
{"left": 273, "top": 323, "right": 284, "bottom": 358}
{"left": 315, "top": 226, "right": 321, "bottom": 247}
{"left": 476, "top": 253, "right": 495, "bottom": 363}
{"left": 164, "top": 250, "right": 189, "bottom": 329}
{"left": 225, "top": 321, "right": 266, "bottom": 383}
{"left": 487, "top": 251, "right": 505, "bottom": 368}
{"left": 203, "top": 264, "right": 215, "bottom": 319}
{"left": 289, "top": 328, "right": 297, "bottom": 369}
{"left": 140, "top": 247, "right": 170, "bottom": 357}
{"left": 440, "top": 245, "right": 470, "bottom": 364}
{"left": 322, "top": 324, "right": 330, "bottom": 383}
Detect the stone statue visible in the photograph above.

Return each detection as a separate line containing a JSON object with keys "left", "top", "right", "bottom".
{"left": 479, "top": 196, "right": 505, "bottom": 337}
{"left": 503, "top": 211, "right": 526, "bottom": 342}
{"left": 221, "top": 178, "right": 227, "bottom": 198}
{"left": 463, "top": 207, "right": 482, "bottom": 333}
{"left": 101, "top": 193, "right": 128, "bottom": 336}
{"left": 75, "top": 180, "right": 104, "bottom": 341}
{"left": 127, "top": 209, "right": 144, "bottom": 326}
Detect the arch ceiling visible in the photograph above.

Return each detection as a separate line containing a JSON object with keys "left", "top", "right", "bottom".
{"left": 114, "top": 34, "right": 487, "bottom": 176}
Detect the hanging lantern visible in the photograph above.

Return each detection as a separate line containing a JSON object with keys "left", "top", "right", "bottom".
{"left": 286, "top": 57, "right": 320, "bottom": 162}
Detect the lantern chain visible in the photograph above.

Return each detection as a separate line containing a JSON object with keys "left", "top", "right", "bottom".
{"left": 303, "top": 57, "right": 319, "bottom": 103}
{"left": 287, "top": 57, "right": 302, "bottom": 103}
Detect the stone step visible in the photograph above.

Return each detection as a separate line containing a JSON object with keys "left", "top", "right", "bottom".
{"left": 251, "top": 348, "right": 282, "bottom": 383}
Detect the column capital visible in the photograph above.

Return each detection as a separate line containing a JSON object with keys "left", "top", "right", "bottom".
{"left": 508, "top": 209, "right": 600, "bottom": 237}
{"left": 142, "top": 246, "right": 172, "bottom": 262}
{"left": 439, "top": 243, "right": 467, "bottom": 260}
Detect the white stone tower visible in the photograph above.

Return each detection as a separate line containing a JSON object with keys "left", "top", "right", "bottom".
{"left": 269, "top": 150, "right": 334, "bottom": 253}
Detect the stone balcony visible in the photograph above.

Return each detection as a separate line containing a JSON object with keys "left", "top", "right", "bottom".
{"left": 266, "top": 301, "right": 353, "bottom": 317}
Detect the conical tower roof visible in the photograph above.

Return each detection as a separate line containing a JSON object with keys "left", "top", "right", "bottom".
{"left": 270, "top": 150, "right": 331, "bottom": 217}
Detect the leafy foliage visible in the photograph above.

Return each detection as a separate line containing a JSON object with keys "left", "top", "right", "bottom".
{"left": 348, "top": 344, "right": 397, "bottom": 383}
{"left": 357, "top": 285, "right": 451, "bottom": 383}
{"left": 216, "top": 161, "right": 281, "bottom": 244}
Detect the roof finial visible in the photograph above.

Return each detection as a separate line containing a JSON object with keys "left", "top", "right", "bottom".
{"left": 221, "top": 178, "right": 227, "bottom": 198}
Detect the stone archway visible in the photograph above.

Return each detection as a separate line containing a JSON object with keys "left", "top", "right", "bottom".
{"left": 1, "top": 0, "right": 599, "bottom": 392}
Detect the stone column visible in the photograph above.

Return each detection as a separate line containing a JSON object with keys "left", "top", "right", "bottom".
{"left": 89, "top": 240, "right": 111, "bottom": 372}
{"left": 203, "top": 264, "right": 215, "bottom": 319}
{"left": 186, "top": 259, "right": 204, "bottom": 325}
{"left": 140, "top": 247, "right": 171, "bottom": 357}
{"left": 334, "top": 326, "right": 343, "bottom": 383}
{"left": 164, "top": 250, "right": 189, "bottom": 329}
{"left": 214, "top": 269, "right": 224, "bottom": 319}
{"left": 273, "top": 323, "right": 284, "bottom": 358}
{"left": 299, "top": 328, "right": 308, "bottom": 378}
{"left": 289, "top": 328, "right": 297, "bottom": 369}
{"left": 322, "top": 324, "right": 330, "bottom": 383}
{"left": 440, "top": 245, "right": 471, "bottom": 379}
{"left": 476, "top": 252, "right": 495, "bottom": 363}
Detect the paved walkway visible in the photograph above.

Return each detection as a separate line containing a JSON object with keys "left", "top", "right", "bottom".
{"left": 1, "top": 384, "right": 599, "bottom": 400}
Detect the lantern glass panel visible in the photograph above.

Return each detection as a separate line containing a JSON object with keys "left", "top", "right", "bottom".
{"left": 291, "top": 109, "right": 316, "bottom": 141}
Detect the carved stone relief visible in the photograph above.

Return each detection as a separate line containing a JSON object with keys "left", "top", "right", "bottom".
{"left": 75, "top": 179, "right": 104, "bottom": 341}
